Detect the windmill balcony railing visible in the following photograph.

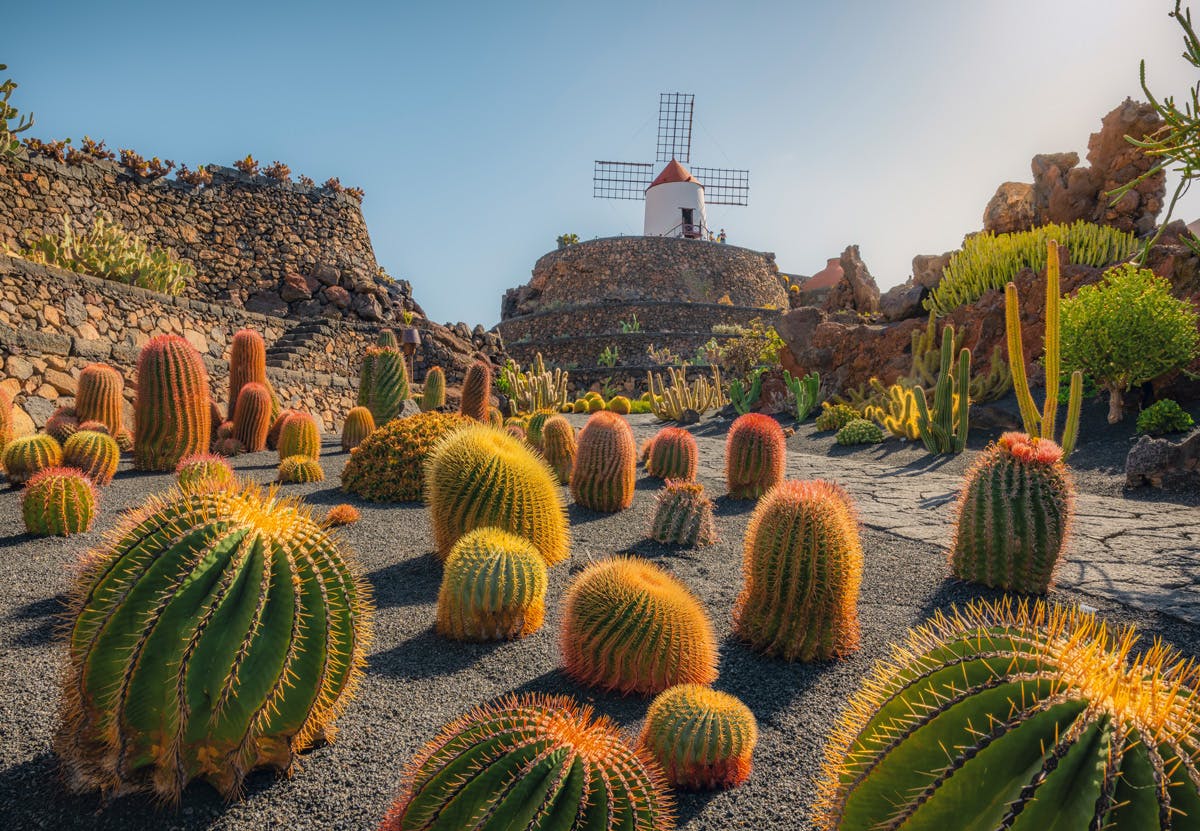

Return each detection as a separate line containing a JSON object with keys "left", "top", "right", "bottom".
{"left": 661, "top": 222, "right": 705, "bottom": 239}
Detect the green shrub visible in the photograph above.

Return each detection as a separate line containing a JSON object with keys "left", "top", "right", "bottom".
{"left": 815, "top": 402, "right": 861, "bottom": 432}
{"left": 1137, "top": 399, "right": 1195, "bottom": 435}
{"left": 1061, "top": 264, "right": 1199, "bottom": 423}
{"left": 835, "top": 418, "right": 884, "bottom": 446}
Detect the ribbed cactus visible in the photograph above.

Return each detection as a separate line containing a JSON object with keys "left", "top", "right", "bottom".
{"left": 425, "top": 424, "right": 568, "bottom": 565}
{"left": 571, "top": 410, "right": 636, "bottom": 512}
{"left": 459, "top": 359, "right": 491, "bottom": 421}
{"left": 814, "top": 598, "right": 1200, "bottom": 831}
{"left": 725, "top": 413, "right": 786, "bottom": 499}
{"left": 436, "top": 527, "right": 548, "bottom": 641}
{"left": 487, "top": 406, "right": 503, "bottom": 427}
{"left": 133, "top": 334, "right": 212, "bottom": 471}
{"left": 540, "top": 414, "right": 576, "bottom": 484}
{"left": 645, "top": 426, "right": 698, "bottom": 481}
{"left": 913, "top": 325, "right": 971, "bottom": 454}
{"left": 231, "top": 381, "right": 272, "bottom": 452}
{"left": 266, "top": 408, "right": 296, "bottom": 451}
{"left": 835, "top": 418, "right": 883, "bottom": 446}
{"left": 75, "top": 363, "right": 125, "bottom": 436}
{"left": 3, "top": 433, "right": 62, "bottom": 485}
{"left": 376, "top": 328, "right": 399, "bottom": 348}
{"left": 45, "top": 406, "right": 80, "bottom": 443}
{"left": 734, "top": 480, "right": 862, "bottom": 661}
{"left": 419, "top": 366, "right": 445, "bottom": 411}
{"left": 560, "top": 556, "right": 718, "bottom": 695}
{"left": 0, "top": 389, "right": 12, "bottom": 456}
{"left": 174, "top": 452, "right": 234, "bottom": 493}
{"left": 278, "top": 411, "right": 320, "bottom": 460}
{"left": 56, "top": 484, "right": 372, "bottom": 802}
{"left": 951, "top": 432, "right": 1074, "bottom": 594}
{"left": 21, "top": 466, "right": 96, "bottom": 536}
{"left": 361, "top": 346, "right": 410, "bottom": 424}
{"left": 524, "top": 409, "right": 556, "bottom": 450}
{"left": 227, "top": 329, "right": 266, "bottom": 420}
{"left": 380, "top": 693, "right": 672, "bottom": 831}
{"left": 638, "top": 684, "right": 757, "bottom": 790}
{"left": 505, "top": 423, "right": 527, "bottom": 442}
{"left": 341, "top": 406, "right": 375, "bottom": 451}
{"left": 608, "top": 395, "right": 632, "bottom": 414}
{"left": 277, "top": 454, "right": 325, "bottom": 483}
{"left": 62, "top": 429, "right": 120, "bottom": 486}
{"left": 650, "top": 480, "right": 717, "bottom": 547}
{"left": 341, "top": 411, "right": 471, "bottom": 502}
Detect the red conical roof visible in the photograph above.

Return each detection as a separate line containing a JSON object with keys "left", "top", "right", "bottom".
{"left": 649, "top": 158, "right": 698, "bottom": 188}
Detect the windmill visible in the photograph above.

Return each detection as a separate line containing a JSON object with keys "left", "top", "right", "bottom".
{"left": 594, "top": 93, "right": 749, "bottom": 239}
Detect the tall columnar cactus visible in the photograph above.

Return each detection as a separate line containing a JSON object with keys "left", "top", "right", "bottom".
{"left": 362, "top": 346, "right": 410, "bottom": 424}
{"left": 376, "top": 328, "right": 399, "bottom": 348}
{"left": 540, "top": 414, "right": 576, "bottom": 484}
{"left": 645, "top": 426, "right": 698, "bottom": 481}
{"left": 725, "top": 413, "right": 786, "bottom": 499}
{"left": 638, "top": 684, "right": 757, "bottom": 790}
{"left": 571, "top": 410, "right": 636, "bottom": 512}
{"left": 734, "top": 480, "right": 862, "bottom": 661}
{"left": 45, "top": 406, "right": 80, "bottom": 443}
{"left": 231, "top": 381, "right": 272, "bottom": 452}
{"left": 341, "top": 406, "right": 375, "bottom": 451}
{"left": 0, "top": 388, "right": 12, "bottom": 456}
{"left": 74, "top": 363, "right": 125, "bottom": 436}
{"left": 134, "top": 334, "right": 212, "bottom": 471}
{"left": 62, "top": 430, "right": 120, "bottom": 486}
{"left": 459, "top": 359, "right": 491, "bottom": 422}
{"left": 21, "top": 466, "right": 96, "bottom": 536}
{"left": 419, "top": 365, "right": 445, "bottom": 412}
{"left": 814, "top": 598, "right": 1200, "bottom": 831}
{"left": 379, "top": 693, "right": 672, "bottom": 831}
{"left": 425, "top": 424, "right": 568, "bottom": 564}
{"left": 227, "top": 329, "right": 267, "bottom": 420}
{"left": 278, "top": 411, "right": 320, "bottom": 460}
{"left": 560, "top": 556, "right": 718, "bottom": 695}
{"left": 783, "top": 370, "right": 821, "bottom": 422}
{"left": 56, "top": 484, "right": 372, "bottom": 802}
{"left": 277, "top": 454, "right": 325, "bottom": 483}
{"left": 174, "top": 452, "right": 234, "bottom": 493}
{"left": 912, "top": 325, "right": 970, "bottom": 454}
{"left": 1007, "top": 238, "right": 1083, "bottom": 455}
{"left": 3, "top": 433, "right": 62, "bottom": 485}
{"left": 650, "top": 480, "right": 717, "bottom": 547}
{"left": 436, "top": 527, "right": 549, "bottom": 641}
{"left": 950, "top": 432, "right": 1074, "bottom": 594}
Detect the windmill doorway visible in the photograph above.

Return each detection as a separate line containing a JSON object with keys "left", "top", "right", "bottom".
{"left": 680, "top": 207, "right": 700, "bottom": 238}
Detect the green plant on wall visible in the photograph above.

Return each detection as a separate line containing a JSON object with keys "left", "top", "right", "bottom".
{"left": 556, "top": 232, "right": 579, "bottom": 248}
{"left": 619, "top": 313, "right": 642, "bottom": 333}
{"left": 597, "top": 345, "right": 619, "bottom": 368}
{"left": 0, "top": 64, "right": 34, "bottom": 157}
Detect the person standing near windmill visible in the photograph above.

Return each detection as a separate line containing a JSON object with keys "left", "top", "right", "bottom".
{"left": 718, "top": 228, "right": 727, "bottom": 243}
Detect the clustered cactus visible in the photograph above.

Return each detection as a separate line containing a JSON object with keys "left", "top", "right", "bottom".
{"left": 834, "top": 418, "right": 883, "bottom": 446}
{"left": 814, "top": 403, "right": 860, "bottom": 432}
{"left": 340, "top": 411, "right": 471, "bottom": 502}
{"left": 725, "top": 413, "right": 786, "bottom": 499}
{"left": 3, "top": 433, "right": 62, "bottom": 485}
{"left": 21, "top": 466, "right": 96, "bottom": 536}
{"left": 638, "top": 684, "right": 757, "bottom": 790}
{"left": 571, "top": 410, "right": 636, "bottom": 512}
{"left": 650, "top": 480, "right": 717, "bottom": 547}
{"left": 436, "top": 527, "right": 548, "bottom": 641}
{"left": 62, "top": 429, "right": 119, "bottom": 485}
{"left": 134, "top": 334, "right": 212, "bottom": 471}
{"left": 645, "top": 426, "right": 698, "bottom": 481}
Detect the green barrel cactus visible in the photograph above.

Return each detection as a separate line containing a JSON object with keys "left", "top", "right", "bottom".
{"left": 380, "top": 693, "right": 672, "bottom": 831}
{"left": 277, "top": 455, "right": 325, "bottom": 484}
{"left": 540, "top": 414, "right": 576, "bottom": 484}
{"left": 436, "top": 527, "right": 548, "bottom": 641}
{"left": 22, "top": 466, "right": 96, "bottom": 536}
{"left": 232, "top": 381, "right": 273, "bottom": 453}
{"left": 814, "top": 598, "right": 1200, "bottom": 831}
{"left": 734, "top": 480, "right": 862, "bottom": 661}
{"left": 3, "top": 433, "right": 63, "bottom": 485}
{"left": 362, "top": 346, "right": 410, "bottom": 424}
{"left": 62, "top": 429, "right": 120, "bottom": 486}
{"left": 174, "top": 452, "right": 235, "bottom": 493}
{"left": 950, "top": 432, "right": 1074, "bottom": 594}
{"left": 55, "top": 484, "right": 372, "bottom": 801}
{"left": 341, "top": 406, "right": 376, "bottom": 451}
{"left": 571, "top": 410, "right": 636, "bottom": 512}
{"left": 835, "top": 418, "right": 884, "bottom": 446}
{"left": 278, "top": 411, "right": 320, "bottom": 460}
{"left": 638, "top": 684, "right": 757, "bottom": 790}
{"left": 419, "top": 366, "right": 445, "bottom": 412}
{"left": 645, "top": 426, "right": 698, "bottom": 481}
{"left": 376, "top": 328, "right": 399, "bottom": 348}
{"left": 524, "top": 409, "right": 556, "bottom": 450}
{"left": 459, "top": 359, "right": 491, "bottom": 421}
{"left": 725, "top": 413, "right": 786, "bottom": 499}
{"left": 75, "top": 363, "right": 125, "bottom": 437}
{"left": 133, "top": 334, "right": 212, "bottom": 471}
{"left": 650, "top": 480, "right": 717, "bottom": 547}
{"left": 227, "top": 329, "right": 267, "bottom": 421}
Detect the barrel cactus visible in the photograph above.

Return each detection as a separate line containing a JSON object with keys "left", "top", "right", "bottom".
{"left": 725, "top": 413, "right": 786, "bottom": 499}
{"left": 0, "top": 388, "right": 12, "bottom": 456}
{"left": 459, "top": 359, "right": 491, "bottom": 421}
{"left": 638, "top": 684, "right": 757, "bottom": 790}
{"left": 540, "top": 414, "right": 576, "bottom": 484}
{"left": 607, "top": 395, "right": 632, "bottom": 415}
{"left": 733, "top": 480, "right": 862, "bottom": 661}
{"left": 55, "top": 484, "right": 372, "bottom": 801}
{"left": 835, "top": 418, "right": 883, "bottom": 446}
{"left": 379, "top": 693, "right": 672, "bottom": 831}
{"left": 45, "top": 406, "right": 80, "bottom": 443}
{"left": 341, "top": 406, "right": 376, "bottom": 451}
{"left": 277, "top": 455, "right": 324, "bottom": 484}
{"left": 505, "top": 423, "right": 527, "bottom": 442}
{"left": 561, "top": 556, "right": 718, "bottom": 695}
{"left": 3, "top": 433, "right": 63, "bottom": 485}
{"left": 75, "top": 363, "right": 125, "bottom": 436}
{"left": 362, "top": 346, "right": 410, "bottom": 424}
{"left": 951, "top": 432, "right": 1075, "bottom": 594}
{"left": 436, "top": 527, "right": 548, "bottom": 641}
{"left": 174, "top": 452, "right": 235, "bottom": 493}
{"left": 227, "top": 329, "right": 267, "bottom": 420}
{"left": 572, "top": 398, "right": 588, "bottom": 413}
{"left": 814, "top": 598, "right": 1200, "bottom": 831}
{"left": 571, "top": 410, "right": 636, "bottom": 512}
{"left": 420, "top": 366, "right": 445, "bottom": 412}
{"left": 62, "top": 429, "right": 120, "bottom": 486}
{"left": 134, "top": 334, "right": 212, "bottom": 471}
{"left": 341, "top": 411, "right": 471, "bottom": 502}
{"left": 645, "top": 426, "right": 698, "bottom": 481}
{"left": 231, "top": 381, "right": 273, "bottom": 452}
{"left": 278, "top": 411, "right": 320, "bottom": 460}
{"left": 525, "top": 409, "right": 556, "bottom": 450}
{"left": 426, "top": 424, "right": 569, "bottom": 565}
{"left": 650, "top": 480, "right": 717, "bottom": 547}
{"left": 323, "top": 503, "right": 360, "bottom": 528}
{"left": 22, "top": 466, "right": 96, "bottom": 536}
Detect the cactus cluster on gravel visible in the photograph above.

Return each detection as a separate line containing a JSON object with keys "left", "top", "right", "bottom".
{"left": 436, "top": 527, "right": 548, "bottom": 641}
{"left": 725, "top": 413, "right": 786, "bottom": 499}
{"left": 571, "top": 410, "right": 637, "bottom": 512}
{"left": 835, "top": 418, "right": 883, "bottom": 446}
{"left": 21, "top": 466, "right": 96, "bottom": 536}
{"left": 134, "top": 334, "right": 212, "bottom": 471}
{"left": 639, "top": 684, "right": 757, "bottom": 791}
{"left": 341, "top": 411, "right": 471, "bottom": 502}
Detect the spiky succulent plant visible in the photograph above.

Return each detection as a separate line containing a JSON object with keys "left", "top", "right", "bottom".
{"left": 650, "top": 480, "right": 717, "bottom": 547}
{"left": 436, "top": 527, "right": 548, "bottom": 641}
{"left": 277, "top": 454, "right": 324, "bottom": 484}
{"left": 341, "top": 411, "right": 471, "bottom": 502}
{"left": 571, "top": 410, "right": 636, "bottom": 512}
{"left": 525, "top": 409, "right": 557, "bottom": 450}
{"left": 361, "top": 346, "right": 410, "bottom": 424}
{"left": 607, "top": 395, "right": 632, "bottom": 415}
{"left": 725, "top": 413, "right": 786, "bottom": 499}
{"left": 341, "top": 406, "right": 376, "bottom": 452}
{"left": 459, "top": 359, "right": 492, "bottom": 422}
{"left": 45, "top": 406, "right": 80, "bottom": 443}
{"left": 174, "top": 452, "right": 235, "bottom": 493}
{"left": 74, "top": 363, "right": 125, "bottom": 436}
{"left": 21, "top": 466, "right": 96, "bottom": 536}
{"left": 638, "top": 684, "right": 757, "bottom": 790}
{"left": 278, "top": 411, "right": 320, "bottom": 460}
{"left": 3, "top": 433, "right": 62, "bottom": 485}
{"left": 323, "top": 503, "right": 360, "bottom": 527}
{"left": 645, "top": 426, "right": 698, "bottom": 481}
{"left": 227, "top": 329, "right": 267, "bottom": 420}
{"left": 231, "top": 381, "right": 273, "bottom": 453}
{"left": 540, "top": 414, "right": 576, "bottom": 485}
{"left": 62, "top": 429, "right": 120, "bottom": 486}
{"left": 815, "top": 403, "right": 861, "bottom": 432}
{"left": 420, "top": 366, "right": 445, "bottom": 412}
{"left": 835, "top": 418, "right": 884, "bottom": 446}
{"left": 134, "top": 334, "right": 212, "bottom": 471}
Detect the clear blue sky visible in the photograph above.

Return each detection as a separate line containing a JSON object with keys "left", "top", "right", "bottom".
{"left": 7, "top": 0, "right": 1198, "bottom": 326}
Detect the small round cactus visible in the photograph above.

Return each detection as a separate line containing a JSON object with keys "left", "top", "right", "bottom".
{"left": 571, "top": 410, "right": 636, "bottom": 512}
{"left": 608, "top": 395, "right": 632, "bottom": 414}
{"left": 21, "top": 467, "right": 96, "bottom": 536}
{"left": 45, "top": 406, "right": 80, "bottom": 443}
{"left": 175, "top": 452, "right": 235, "bottom": 493}
{"left": 341, "top": 411, "right": 471, "bottom": 502}
{"left": 323, "top": 503, "right": 361, "bottom": 527}
{"left": 436, "top": 527, "right": 549, "bottom": 641}
{"left": 586, "top": 396, "right": 606, "bottom": 413}
{"left": 638, "top": 684, "right": 757, "bottom": 790}
{"left": 504, "top": 423, "right": 527, "bottom": 442}
{"left": 645, "top": 426, "right": 698, "bottom": 481}
{"left": 572, "top": 398, "right": 588, "bottom": 413}
{"left": 459, "top": 359, "right": 491, "bottom": 422}
{"left": 62, "top": 429, "right": 120, "bottom": 486}
{"left": 419, "top": 366, "right": 445, "bottom": 412}
{"left": 3, "top": 433, "right": 63, "bottom": 485}
{"left": 540, "top": 414, "right": 576, "bottom": 484}
{"left": 835, "top": 418, "right": 883, "bottom": 446}
{"left": 341, "top": 406, "right": 376, "bottom": 451}
{"left": 650, "top": 480, "right": 717, "bottom": 547}
{"left": 815, "top": 402, "right": 861, "bottom": 432}
{"left": 725, "top": 413, "right": 786, "bottom": 499}
{"left": 278, "top": 455, "right": 324, "bottom": 483}
{"left": 561, "top": 556, "right": 718, "bottom": 695}
{"left": 278, "top": 411, "right": 320, "bottom": 460}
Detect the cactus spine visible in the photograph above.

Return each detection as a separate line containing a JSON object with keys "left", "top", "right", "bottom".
{"left": 278, "top": 411, "right": 320, "bottom": 460}
{"left": 277, "top": 454, "right": 325, "bottom": 483}
{"left": 62, "top": 429, "right": 120, "bottom": 486}
{"left": 540, "top": 414, "right": 576, "bottom": 484}
{"left": 912, "top": 325, "right": 970, "bottom": 454}
{"left": 436, "top": 527, "right": 549, "bottom": 641}
{"left": 560, "top": 556, "right": 718, "bottom": 695}
{"left": 133, "top": 334, "right": 212, "bottom": 471}
{"left": 340, "top": 406, "right": 375, "bottom": 451}
{"left": 650, "top": 480, "right": 717, "bottom": 547}
{"left": 638, "top": 684, "right": 757, "bottom": 790}
{"left": 524, "top": 409, "right": 556, "bottom": 450}
{"left": 174, "top": 452, "right": 234, "bottom": 493}
{"left": 459, "top": 359, "right": 491, "bottom": 421}
{"left": 227, "top": 329, "right": 267, "bottom": 420}
{"left": 725, "top": 413, "right": 786, "bottom": 499}
{"left": 419, "top": 366, "right": 445, "bottom": 411}
{"left": 645, "top": 426, "right": 699, "bottom": 481}
{"left": 231, "top": 381, "right": 272, "bottom": 452}
{"left": 56, "top": 484, "right": 372, "bottom": 802}
{"left": 22, "top": 466, "right": 96, "bottom": 536}
{"left": 734, "top": 480, "right": 862, "bottom": 661}
{"left": 362, "top": 346, "right": 410, "bottom": 424}
{"left": 3, "top": 433, "right": 63, "bottom": 485}
{"left": 74, "top": 364, "right": 125, "bottom": 436}
{"left": 950, "top": 432, "right": 1074, "bottom": 594}
{"left": 341, "top": 411, "right": 471, "bottom": 503}
{"left": 570, "top": 411, "right": 637, "bottom": 512}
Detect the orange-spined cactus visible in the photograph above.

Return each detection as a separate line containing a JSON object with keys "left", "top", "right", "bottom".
{"left": 650, "top": 480, "right": 717, "bottom": 547}
{"left": 540, "top": 414, "right": 576, "bottom": 484}
{"left": 459, "top": 359, "right": 491, "bottom": 421}
{"left": 725, "top": 413, "right": 786, "bottom": 499}
{"left": 380, "top": 693, "right": 673, "bottom": 831}
{"left": 734, "top": 480, "right": 862, "bottom": 661}
{"left": 22, "top": 466, "right": 96, "bottom": 536}
{"left": 278, "top": 411, "right": 320, "bottom": 460}
{"left": 560, "top": 556, "right": 718, "bottom": 695}
{"left": 227, "top": 329, "right": 267, "bottom": 419}
{"left": 341, "top": 406, "right": 375, "bottom": 451}
{"left": 231, "top": 381, "right": 272, "bottom": 452}
{"left": 277, "top": 454, "right": 324, "bottom": 483}
{"left": 174, "top": 452, "right": 234, "bottom": 493}
{"left": 45, "top": 406, "right": 80, "bottom": 443}
{"left": 74, "top": 364, "right": 125, "bottom": 436}
{"left": 134, "top": 334, "right": 212, "bottom": 471}
{"left": 62, "top": 429, "right": 119, "bottom": 486}
{"left": 645, "top": 426, "right": 698, "bottom": 481}
{"left": 571, "top": 410, "right": 636, "bottom": 512}
{"left": 3, "top": 433, "right": 63, "bottom": 485}
{"left": 638, "top": 684, "right": 757, "bottom": 790}
{"left": 436, "top": 527, "right": 548, "bottom": 641}
{"left": 323, "top": 503, "right": 360, "bottom": 527}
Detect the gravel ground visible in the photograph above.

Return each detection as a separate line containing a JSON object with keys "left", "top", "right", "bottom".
{"left": 1, "top": 413, "right": 1197, "bottom": 830}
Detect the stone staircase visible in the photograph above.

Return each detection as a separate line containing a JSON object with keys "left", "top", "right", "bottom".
{"left": 266, "top": 320, "right": 333, "bottom": 370}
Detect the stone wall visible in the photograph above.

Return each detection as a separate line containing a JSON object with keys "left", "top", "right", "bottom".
{"left": 498, "top": 299, "right": 777, "bottom": 343}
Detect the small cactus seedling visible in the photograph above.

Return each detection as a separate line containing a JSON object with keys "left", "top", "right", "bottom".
{"left": 725, "top": 413, "right": 786, "bottom": 499}
{"left": 650, "top": 480, "right": 717, "bottom": 547}
{"left": 174, "top": 452, "right": 235, "bottom": 492}
{"left": 341, "top": 406, "right": 376, "bottom": 451}
{"left": 540, "top": 414, "right": 576, "bottom": 484}
{"left": 278, "top": 411, "right": 320, "bottom": 460}
{"left": 231, "top": 381, "right": 272, "bottom": 452}
{"left": 277, "top": 455, "right": 324, "bottom": 483}
{"left": 3, "top": 433, "right": 63, "bottom": 485}
{"left": 62, "top": 429, "right": 119, "bottom": 486}
{"left": 134, "top": 334, "right": 212, "bottom": 471}
{"left": 419, "top": 366, "right": 445, "bottom": 411}
{"left": 645, "top": 426, "right": 698, "bottom": 481}
{"left": 638, "top": 684, "right": 757, "bottom": 790}
{"left": 21, "top": 466, "right": 96, "bottom": 536}
{"left": 323, "top": 503, "right": 360, "bottom": 527}
{"left": 571, "top": 410, "right": 636, "bottom": 512}
{"left": 74, "top": 363, "right": 125, "bottom": 436}
{"left": 459, "top": 359, "right": 491, "bottom": 421}
{"left": 436, "top": 527, "right": 548, "bottom": 641}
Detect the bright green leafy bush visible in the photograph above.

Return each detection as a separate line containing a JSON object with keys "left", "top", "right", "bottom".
{"left": 1137, "top": 398, "right": 1195, "bottom": 435}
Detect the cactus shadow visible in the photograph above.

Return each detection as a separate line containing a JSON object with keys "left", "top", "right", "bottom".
{"left": 714, "top": 636, "right": 838, "bottom": 724}
{"left": 368, "top": 626, "right": 503, "bottom": 680}
{"left": 0, "top": 532, "right": 35, "bottom": 549}
{"left": 914, "top": 576, "right": 1006, "bottom": 624}
{"left": 365, "top": 554, "right": 441, "bottom": 609}
{"left": 674, "top": 790, "right": 724, "bottom": 825}
{"left": 711, "top": 495, "right": 757, "bottom": 518}
{"left": 6, "top": 593, "right": 66, "bottom": 647}
{"left": 568, "top": 502, "right": 623, "bottom": 525}
{"left": 298, "top": 485, "right": 357, "bottom": 507}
